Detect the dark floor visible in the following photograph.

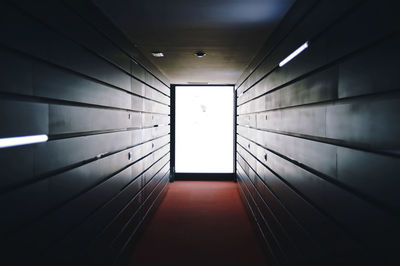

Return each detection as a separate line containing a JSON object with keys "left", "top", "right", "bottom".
{"left": 127, "top": 181, "right": 269, "bottom": 266}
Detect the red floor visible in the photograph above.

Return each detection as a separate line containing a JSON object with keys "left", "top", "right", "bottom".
{"left": 127, "top": 181, "right": 269, "bottom": 266}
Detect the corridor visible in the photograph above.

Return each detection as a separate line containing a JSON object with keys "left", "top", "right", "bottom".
{"left": 128, "top": 181, "right": 268, "bottom": 266}
{"left": 0, "top": 0, "right": 399, "bottom": 265}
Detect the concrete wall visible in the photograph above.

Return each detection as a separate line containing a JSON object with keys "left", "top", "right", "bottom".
{"left": 235, "top": 0, "right": 400, "bottom": 265}
{"left": 0, "top": 1, "right": 170, "bottom": 265}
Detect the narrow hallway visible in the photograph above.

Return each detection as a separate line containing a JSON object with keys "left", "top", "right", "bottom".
{"left": 127, "top": 181, "right": 269, "bottom": 266}
{"left": 1, "top": 1, "right": 398, "bottom": 265}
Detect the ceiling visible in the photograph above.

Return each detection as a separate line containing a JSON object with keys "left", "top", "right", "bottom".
{"left": 93, "top": 0, "right": 295, "bottom": 84}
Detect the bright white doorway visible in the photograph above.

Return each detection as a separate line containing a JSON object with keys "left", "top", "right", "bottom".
{"left": 175, "top": 86, "right": 234, "bottom": 173}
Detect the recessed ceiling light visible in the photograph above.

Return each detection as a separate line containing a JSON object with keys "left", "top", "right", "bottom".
{"left": 152, "top": 52, "right": 164, "bottom": 57}
{"left": 194, "top": 51, "right": 206, "bottom": 58}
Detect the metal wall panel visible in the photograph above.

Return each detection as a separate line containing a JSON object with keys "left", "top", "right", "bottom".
{"left": 236, "top": 0, "right": 400, "bottom": 265}
{"left": 0, "top": 1, "right": 170, "bottom": 265}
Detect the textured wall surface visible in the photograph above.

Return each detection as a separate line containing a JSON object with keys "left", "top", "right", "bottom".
{"left": 0, "top": 1, "right": 170, "bottom": 265}
{"left": 235, "top": 0, "right": 400, "bottom": 265}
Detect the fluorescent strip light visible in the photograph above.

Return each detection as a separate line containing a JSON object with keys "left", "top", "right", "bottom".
{"left": 279, "top": 41, "right": 309, "bottom": 67}
{"left": 0, "top": 134, "right": 48, "bottom": 148}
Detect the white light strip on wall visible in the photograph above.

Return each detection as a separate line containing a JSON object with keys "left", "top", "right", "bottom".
{"left": 0, "top": 134, "right": 48, "bottom": 148}
{"left": 279, "top": 41, "right": 309, "bottom": 67}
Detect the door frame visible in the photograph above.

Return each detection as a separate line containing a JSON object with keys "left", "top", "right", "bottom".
{"left": 170, "top": 84, "right": 236, "bottom": 181}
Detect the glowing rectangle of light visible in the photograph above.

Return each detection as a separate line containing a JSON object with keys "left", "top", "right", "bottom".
{"left": 0, "top": 134, "right": 48, "bottom": 148}
{"left": 279, "top": 41, "right": 309, "bottom": 67}
{"left": 175, "top": 86, "right": 234, "bottom": 173}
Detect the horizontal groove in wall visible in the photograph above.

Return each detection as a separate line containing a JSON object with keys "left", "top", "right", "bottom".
{"left": 61, "top": 1, "right": 170, "bottom": 90}
{"left": 95, "top": 163, "right": 172, "bottom": 243}
{"left": 48, "top": 125, "right": 170, "bottom": 141}
{"left": 235, "top": 0, "right": 320, "bottom": 91}
{"left": 239, "top": 133, "right": 400, "bottom": 251}
{"left": 89, "top": 162, "right": 170, "bottom": 258}
{"left": 43, "top": 161, "right": 170, "bottom": 264}
{"left": 236, "top": 0, "right": 365, "bottom": 93}
{"left": 236, "top": 153, "right": 334, "bottom": 265}
{"left": 235, "top": 0, "right": 400, "bottom": 263}
{"left": 236, "top": 144, "right": 381, "bottom": 248}
{"left": 238, "top": 66, "right": 277, "bottom": 96}
{"left": 237, "top": 88, "right": 400, "bottom": 116}
{"left": 237, "top": 158, "right": 306, "bottom": 251}
{"left": 236, "top": 170, "right": 278, "bottom": 265}
{"left": 120, "top": 152, "right": 169, "bottom": 192}
{"left": 0, "top": 2, "right": 172, "bottom": 266}
{"left": 0, "top": 90, "right": 170, "bottom": 115}
{"left": 5, "top": 148, "right": 170, "bottom": 238}
{"left": 236, "top": 161, "right": 293, "bottom": 265}
{"left": 7, "top": 2, "right": 170, "bottom": 98}
{"left": 237, "top": 174, "right": 259, "bottom": 227}
{"left": 236, "top": 155, "right": 312, "bottom": 241}
{"left": 237, "top": 133, "right": 399, "bottom": 215}
{"left": 110, "top": 163, "right": 169, "bottom": 245}
{"left": 111, "top": 168, "right": 170, "bottom": 266}
{"left": 0, "top": 134, "right": 170, "bottom": 194}
{"left": 0, "top": 43, "right": 169, "bottom": 107}
{"left": 237, "top": 32, "right": 396, "bottom": 106}
{"left": 237, "top": 125, "right": 400, "bottom": 158}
